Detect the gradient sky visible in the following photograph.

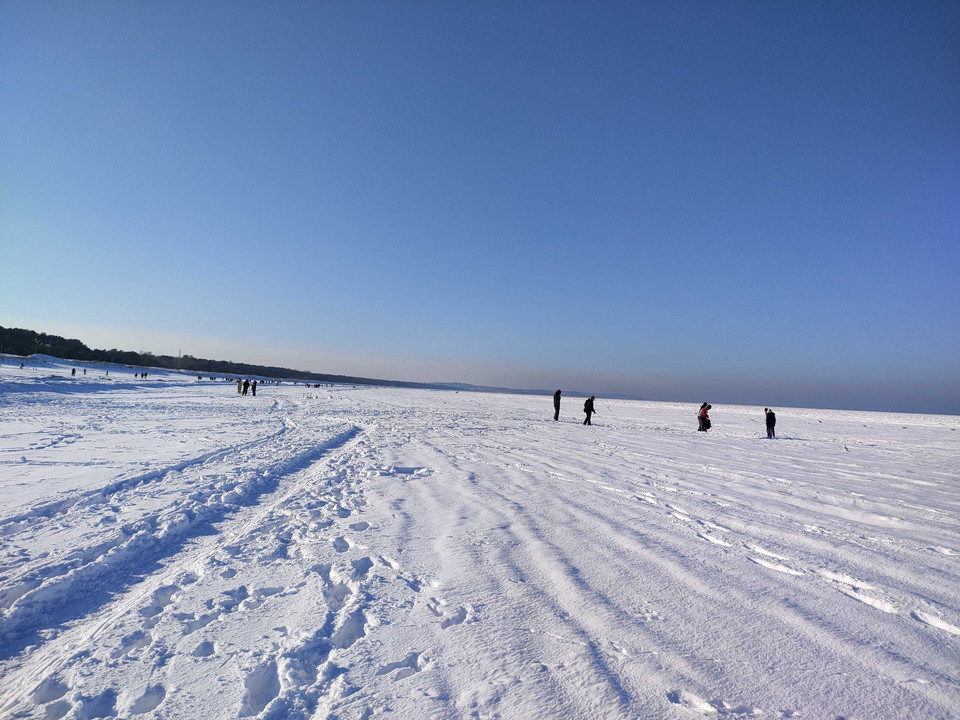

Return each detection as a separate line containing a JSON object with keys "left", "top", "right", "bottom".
{"left": 2, "top": 1, "right": 958, "bottom": 413}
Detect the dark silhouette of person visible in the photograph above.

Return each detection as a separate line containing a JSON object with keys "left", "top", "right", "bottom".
{"left": 242, "top": 379, "right": 250, "bottom": 396}
{"left": 251, "top": 380, "right": 257, "bottom": 397}
{"left": 583, "top": 395, "right": 596, "bottom": 425}
{"left": 553, "top": 390, "right": 562, "bottom": 421}
{"left": 697, "top": 402, "right": 707, "bottom": 431}
{"left": 698, "top": 403, "right": 711, "bottom": 431}
{"left": 765, "top": 408, "right": 776, "bottom": 439}
{"left": 72, "top": 368, "right": 76, "bottom": 376}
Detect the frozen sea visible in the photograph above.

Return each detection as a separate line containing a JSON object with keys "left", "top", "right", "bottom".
{"left": 1, "top": 355, "right": 958, "bottom": 719}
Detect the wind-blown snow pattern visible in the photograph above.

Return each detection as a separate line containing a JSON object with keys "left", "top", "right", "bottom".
{"left": 1, "top": 356, "right": 958, "bottom": 719}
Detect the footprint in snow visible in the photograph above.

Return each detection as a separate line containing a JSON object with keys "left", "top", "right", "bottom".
{"left": 73, "top": 688, "right": 118, "bottom": 719}
{"left": 331, "top": 607, "right": 367, "bottom": 650}
{"left": 351, "top": 556, "right": 374, "bottom": 579}
{"left": 30, "top": 677, "right": 69, "bottom": 705}
{"left": 240, "top": 661, "right": 280, "bottom": 717}
{"left": 323, "top": 581, "right": 353, "bottom": 611}
{"left": 192, "top": 640, "right": 215, "bottom": 657}
{"left": 376, "top": 651, "right": 427, "bottom": 681}
{"left": 140, "top": 584, "right": 178, "bottom": 618}
{"left": 332, "top": 536, "right": 350, "bottom": 553}
{"left": 111, "top": 629, "right": 152, "bottom": 658}
{"left": 129, "top": 684, "right": 166, "bottom": 714}
{"left": 427, "top": 597, "right": 471, "bottom": 628}
{"left": 440, "top": 606, "right": 469, "bottom": 629}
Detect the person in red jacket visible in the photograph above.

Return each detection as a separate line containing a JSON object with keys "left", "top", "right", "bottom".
{"left": 697, "top": 403, "right": 711, "bottom": 431}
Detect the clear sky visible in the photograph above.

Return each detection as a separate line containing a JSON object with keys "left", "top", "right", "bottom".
{"left": 2, "top": 1, "right": 958, "bottom": 413}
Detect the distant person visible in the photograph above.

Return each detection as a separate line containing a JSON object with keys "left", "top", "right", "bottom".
{"left": 697, "top": 403, "right": 712, "bottom": 431}
{"left": 765, "top": 408, "right": 776, "bottom": 439}
{"left": 72, "top": 368, "right": 76, "bottom": 377}
{"left": 242, "top": 379, "right": 250, "bottom": 396}
{"left": 583, "top": 395, "right": 596, "bottom": 425}
{"left": 251, "top": 380, "right": 257, "bottom": 397}
{"left": 237, "top": 378, "right": 242, "bottom": 395}
{"left": 553, "top": 390, "right": 562, "bottom": 421}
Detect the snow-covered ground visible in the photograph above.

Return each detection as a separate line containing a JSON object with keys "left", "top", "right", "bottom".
{"left": 1, "top": 355, "right": 958, "bottom": 720}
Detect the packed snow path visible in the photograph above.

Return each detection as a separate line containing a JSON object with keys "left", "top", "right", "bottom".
{"left": 1, "top": 359, "right": 958, "bottom": 719}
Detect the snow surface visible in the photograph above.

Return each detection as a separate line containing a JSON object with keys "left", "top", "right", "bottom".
{"left": 1, "top": 355, "right": 958, "bottom": 719}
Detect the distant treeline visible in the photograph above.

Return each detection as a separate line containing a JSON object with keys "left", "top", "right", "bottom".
{"left": 0, "top": 326, "right": 446, "bottom": 390}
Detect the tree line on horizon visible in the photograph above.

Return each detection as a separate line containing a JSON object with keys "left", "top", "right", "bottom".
{"left": 0, "top": 325, "right": 445, "bottom": 390}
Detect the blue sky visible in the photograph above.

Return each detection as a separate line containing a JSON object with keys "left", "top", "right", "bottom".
{"left": 2, "top": 1, "right": 958, "bottom": 413}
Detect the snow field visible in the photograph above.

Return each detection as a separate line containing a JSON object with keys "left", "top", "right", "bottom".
{"left": 0, "top": 357, "right": 958, "bottom": 719}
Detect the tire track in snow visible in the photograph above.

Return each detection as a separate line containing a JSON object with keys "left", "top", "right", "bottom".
{"left": 0, "top": 424, "right": 361, "bottom": 660}
{"left": 1, "top": 423, "right": 387, "bottom": 719}
{"left": 0, "top": 418, "right": 289, "bottom": 535}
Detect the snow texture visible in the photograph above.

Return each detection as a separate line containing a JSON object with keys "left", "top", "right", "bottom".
{"left": 1, "top": 355, "right": 958, "bottom": 719}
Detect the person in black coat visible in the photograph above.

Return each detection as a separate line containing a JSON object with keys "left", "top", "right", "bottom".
{"left": 553, "top": 390, "right": 562, "bottom": 421}
{"left": 765, "top": 408, "right": 776, "bottom": 438}
{"left": 583, "top": 395, "right": 596, "bottom": 425}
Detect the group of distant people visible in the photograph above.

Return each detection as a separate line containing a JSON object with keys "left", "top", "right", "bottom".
{"left": 553, "top": 391, "right": 779, "bottom": 437}
{"left": 237, "top": 378, "right": 257, "bottom": 397}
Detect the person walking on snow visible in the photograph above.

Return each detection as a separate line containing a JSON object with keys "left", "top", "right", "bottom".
{"left": 237, "top": 378, "right": 242, "bottom": 395}
{"left": 242, "top": 379, "right": 250, "bottom": 396}
{"left": 553, "top": 390, "right": 562, "bottom": 421}
{"left": 765, "top": 408, "right": 776, "bottom": 439}
{"left": 583, "top": 395, "right": 596, "bottom": 425}
{"left": 252, "top": 380, "right": 257, "bottom": 397}
{"left": 698, "top": 403, "right": 711, "bottom": 431}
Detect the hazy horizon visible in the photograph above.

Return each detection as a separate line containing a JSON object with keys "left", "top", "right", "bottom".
{"left": 3, "top": 318, "right": 956, "bottom": 416}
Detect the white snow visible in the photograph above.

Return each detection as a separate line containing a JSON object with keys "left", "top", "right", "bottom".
{"left": 1, "top": 355, "right": 959, "bottom": 719}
